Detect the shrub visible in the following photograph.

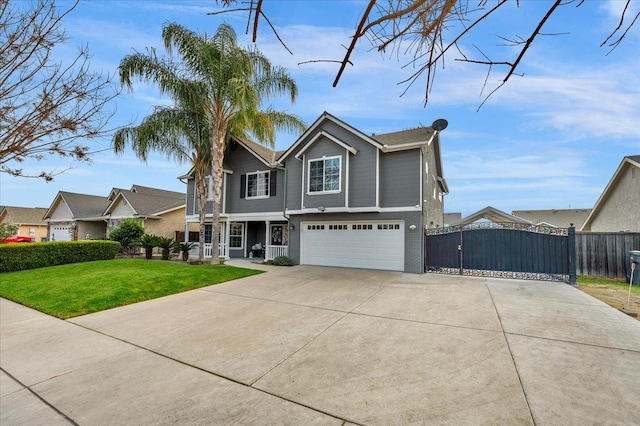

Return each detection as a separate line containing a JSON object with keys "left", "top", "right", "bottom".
{"left": 139, "top": 234, "right": 160, "bottom": 259}
{"left": 0, "top": 240, "right": 120, "bottom": 272}
{"left": 109, "top": 219, "right": 145, "bottom": 255}
{"left": 156, "top": 237, "right": 177, "bottom": 260}
{"left": 270, "top": 256, "right": 293, "bottom": 266}
{"left": 0, "top": 223, "right": 18, "bottom": 242}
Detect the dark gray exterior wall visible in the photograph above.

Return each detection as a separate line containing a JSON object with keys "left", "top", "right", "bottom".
{"left": 301, "top": 140, "right": 347, "bottom": 209}
{"left": 185, "top": 177, "right": 214, "bottom": 216}
{"left": 225, "top": 146, "right": 284, "bottom": 214}
{"left": 380, "top": 149, "right": 421, "bottom": 208}
{"left": 185, "top": 145, "right": 285, "bottom": 216}
{"left": 287, "top": 211, "right": 423, "bottom": 273}
{"left": 186, "top": 178, "right": 196, "bottom": 216}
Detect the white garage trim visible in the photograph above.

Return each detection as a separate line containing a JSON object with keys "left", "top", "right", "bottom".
{"left": 300, "top": 220, "right": 405, "bottom": 271}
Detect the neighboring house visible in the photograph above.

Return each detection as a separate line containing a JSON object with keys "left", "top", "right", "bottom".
{"left": 581, "top": 155, "right": 640, "bottom": 232}
{"left": 183, "top": 111, "right": 448, "bottom": 273}
{"left": 0, "top": 206, "right": 48, "bottom": 241}
{"left": 458, "top": 206, "right": 531, "bottom": 226}
{"left": 43, "top": 192, "right": 109, "bottom": 241}
{"left": 512, "top": 208, "right": 591, "bottom": 229}
{"left": 103, "top": 185, "right": 185, "bottom": 239}
{"left": 444, "top": 212, "right": 462, "bottom": 227}
{"left": 43, "top": 185, "right": 186, "bottom": 241}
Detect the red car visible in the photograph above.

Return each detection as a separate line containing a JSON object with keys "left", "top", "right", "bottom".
{"left": 4, "top": 236, "right": 34, "bottom": 243}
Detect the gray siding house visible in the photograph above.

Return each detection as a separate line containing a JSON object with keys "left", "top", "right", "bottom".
{"left": 183, "top": 112, "right": 448, "bottom": 273}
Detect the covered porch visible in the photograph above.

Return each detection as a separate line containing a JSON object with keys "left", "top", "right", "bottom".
{"left": 184, "top": 214, "right": 288, "bottom": 261}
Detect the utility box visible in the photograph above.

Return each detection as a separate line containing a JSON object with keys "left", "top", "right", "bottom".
{"left": 628, "top": 250, "right": 640, "bottom": 285}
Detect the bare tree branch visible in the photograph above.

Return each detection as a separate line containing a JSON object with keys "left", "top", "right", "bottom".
{"left": 0, "top": 0, "right": 120, "bottom": 181}
{"left": 211, "top": 0, "right": 638, "bottom": 107}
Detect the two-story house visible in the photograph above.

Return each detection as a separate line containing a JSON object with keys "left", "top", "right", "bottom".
{"left": 183, "top": 112, "right": 448, "bottom": 273}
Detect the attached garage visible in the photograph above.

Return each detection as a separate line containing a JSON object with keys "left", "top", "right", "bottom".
{"left": 51, "top": 225, "right": 72, "bottom": 241}
{"left": 300, "top": 220, "right": 405, "bottom": 271}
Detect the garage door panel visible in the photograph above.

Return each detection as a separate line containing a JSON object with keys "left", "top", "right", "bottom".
{"left": 301, "top": 221, "right": 404, "bottom": 271}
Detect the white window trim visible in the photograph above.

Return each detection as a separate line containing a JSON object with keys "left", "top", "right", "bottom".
{"left": 229, "top": 222, "right": 244, "bottom": 249}
{"left": 307, "top": 155, "right": 342, "bottom": 195}
{"left": 246, "top": 170, "right": 270, "bottom": 199}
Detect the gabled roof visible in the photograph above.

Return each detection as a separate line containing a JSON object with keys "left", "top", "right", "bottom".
{"left": 179, "top": 137, "right": 277, "bottom": 180}
{"left": 0, "top": 206, "right": 48, "bottom": 225}
{"left": 580, "top": 155, "right": 640, "bottom": 231}
{"left": 371, "top": 127, "right": 435, "bottom": 151}
{"left": 233, "top": 136, "right": 280, "bottom": 167}
{"left": 294, "top": 130, "right": 358, "bottom": 160}
{"left": 103, "top": 188, "right": 184, "bottom": 217}
{"left": 459, "top": 206, "right": 532, "bottom": 225}
{"left": 128, "top": 185, "right": 184, "bottom": 199}
{"left": 43, "top": 191, "right": 109, "bottom": 220}
{"left": 278, "top": 111, "right": 383, "bottom": 162}
{"left": 276, "top": 111, "right": 448, "bottom": 193}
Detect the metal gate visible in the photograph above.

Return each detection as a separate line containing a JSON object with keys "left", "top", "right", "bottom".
{"left": 424, "top": 223, "right": 576, "bottom": 283}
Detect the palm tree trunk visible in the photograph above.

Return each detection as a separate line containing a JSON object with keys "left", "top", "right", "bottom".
{"left": 209, "top": 128, "right": 226, "bottom": 265}
{"left": 195, "top": 169, "right": 207, "bottom": 261}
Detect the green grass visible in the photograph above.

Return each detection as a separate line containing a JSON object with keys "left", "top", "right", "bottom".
{"left": 0, "top": 259, "right": 263, "bottom": 319}
{"left": 577, "top": 275, "right": 640, "bottom": 293}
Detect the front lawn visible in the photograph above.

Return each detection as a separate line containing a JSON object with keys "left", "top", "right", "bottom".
{"left": 0, "top": 259, "right": 262, "bottom": 319}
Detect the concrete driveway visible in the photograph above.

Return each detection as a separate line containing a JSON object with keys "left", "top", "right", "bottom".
{"left": 2, "top": 261, "right": 639, "bottom": 425}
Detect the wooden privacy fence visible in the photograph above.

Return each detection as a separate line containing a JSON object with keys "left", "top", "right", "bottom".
{"left": 576, "top": 232, "right": 640, "bottom": 278}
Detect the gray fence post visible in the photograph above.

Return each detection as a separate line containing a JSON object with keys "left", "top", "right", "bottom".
{"left": 568, "top": 225, "right": 577, "bottom": 285}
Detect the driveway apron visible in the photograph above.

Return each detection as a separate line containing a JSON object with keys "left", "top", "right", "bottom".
{"left": 2, "top": 261, "right": 639, "bottom": 425}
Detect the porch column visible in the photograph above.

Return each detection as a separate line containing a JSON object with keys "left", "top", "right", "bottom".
{"left": 265, "top": 220, "right": 270, "bottom": 260}
{"left": 225, "top": 220, "right": 231, "bottom": 260}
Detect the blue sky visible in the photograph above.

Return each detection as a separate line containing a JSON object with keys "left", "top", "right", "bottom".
{"left": 1, "top": 0, "right": 639, "bottom": 218}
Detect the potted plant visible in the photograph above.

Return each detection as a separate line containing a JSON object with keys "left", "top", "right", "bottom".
{"left": 179, "top": 241, "right": 196, "bottom": 261}
{"left": 139, "top": 234, "right": 160, "bottom": 259}
{"left": 156, "top": 237, "right": 177, "bottom": 260}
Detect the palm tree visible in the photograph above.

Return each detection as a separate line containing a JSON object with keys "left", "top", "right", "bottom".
{"left": 118, "top": 22, "right": 305, "bottom": 264}
{"left": 112, "top": 76, "right": 211, "bottom": 261}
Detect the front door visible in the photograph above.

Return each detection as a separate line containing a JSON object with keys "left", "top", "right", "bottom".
{"left": 270, "top": 224, "right": 288, "bottom": 246}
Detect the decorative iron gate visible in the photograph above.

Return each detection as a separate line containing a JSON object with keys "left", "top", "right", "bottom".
{"left": 424, "top": 223, "right": 576, "bottom": 283}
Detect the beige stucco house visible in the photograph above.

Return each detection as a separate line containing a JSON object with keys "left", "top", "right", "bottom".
{"left": 0, "top": 206, "right": 49, "bottom": 241}
{"left": 103, "top": 185, "right": 185, "bottom": 239}
{"left": 580, "top": 155, "right": 640, "bottom": 232}
{"left": 512, "top": 208, "right": 591, "bottom": 229}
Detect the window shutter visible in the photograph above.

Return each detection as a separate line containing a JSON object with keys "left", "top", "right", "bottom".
{"left": 270, "top": 171, "right": 277, "bottom": 196}
{"left": 240, "top": 175, "right": 246, "bottom": 198}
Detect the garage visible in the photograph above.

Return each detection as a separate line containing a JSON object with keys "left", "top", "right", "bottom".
{"left": 51, "top": 225, "right": 72, "bottom": 241}
{"left": 300, "top": 221, "right": 405, "bottom": 271}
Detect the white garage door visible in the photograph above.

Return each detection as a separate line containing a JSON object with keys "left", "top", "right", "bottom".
{"left": 300, "top": 221, "right": 405, "bottom": 271}
{"left": 51, "top": 225, "right": 72, "bottom": 241}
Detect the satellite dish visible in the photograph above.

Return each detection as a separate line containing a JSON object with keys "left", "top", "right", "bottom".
{"left": 432, "top": 118, "right": 448, "bottom": 132}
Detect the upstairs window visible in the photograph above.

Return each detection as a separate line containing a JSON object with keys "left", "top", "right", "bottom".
{"left": 308, "top": 156, "right": 341, "bottom": 194}
{"left": 241, "top": 171, "right": 276, "bottom": 199}
{"left": 247, "top": 171, "right": 269, "bottom": 198}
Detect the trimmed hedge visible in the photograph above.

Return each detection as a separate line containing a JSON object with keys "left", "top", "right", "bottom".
{"left": 0, "top": 240, "right": 121, "bottom": 273}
